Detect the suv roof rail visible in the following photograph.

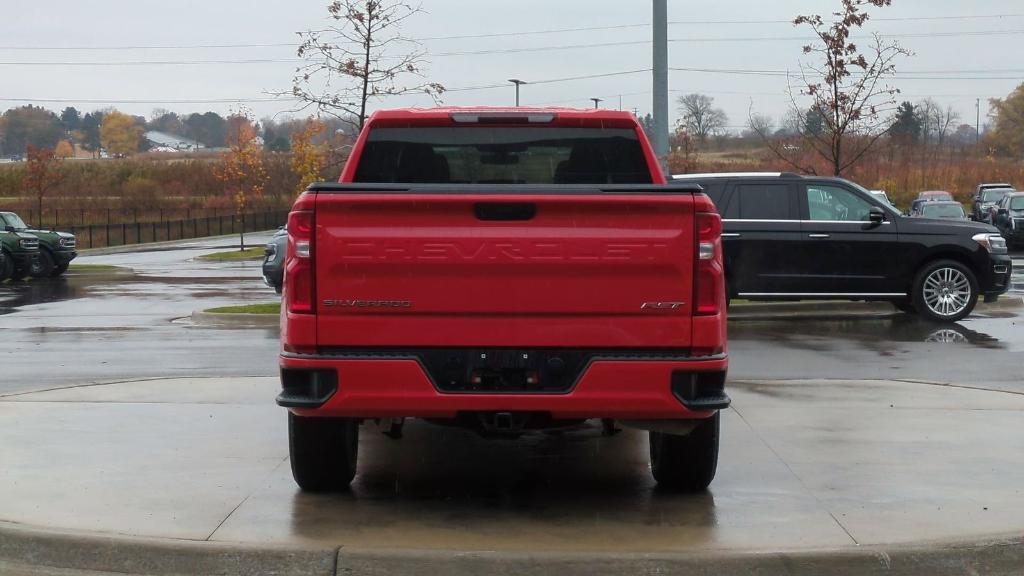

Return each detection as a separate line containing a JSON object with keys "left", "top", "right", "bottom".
{"left": 672, "top": 172, "right": 806, "bottom": 180}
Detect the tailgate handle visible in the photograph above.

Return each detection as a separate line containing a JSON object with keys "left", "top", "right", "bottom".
{"left": 474, "top": 203, "right": 536, "bottom": 221}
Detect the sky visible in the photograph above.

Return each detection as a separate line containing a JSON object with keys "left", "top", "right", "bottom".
{"left": 2, "top": 0, "right": 1023, "bottom": 131}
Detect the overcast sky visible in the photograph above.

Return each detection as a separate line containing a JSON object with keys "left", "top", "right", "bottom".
{"left": 2, "top": 0, "right": 1023, "bottom": 130}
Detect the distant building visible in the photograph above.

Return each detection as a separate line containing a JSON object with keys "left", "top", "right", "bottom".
{"left": 144, "top": 131, "right": 204, "bottom": 152}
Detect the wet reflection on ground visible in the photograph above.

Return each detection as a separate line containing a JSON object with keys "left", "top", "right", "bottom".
{"left": 730, "top": 315, "right": 1003, "bottom": 349}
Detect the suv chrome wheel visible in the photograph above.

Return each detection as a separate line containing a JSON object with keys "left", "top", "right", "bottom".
{"left": 922, "top": 267, "right": 972, "bottom": 318}
{"left": 913, "top": 260, "right": 978, "bottom": 323}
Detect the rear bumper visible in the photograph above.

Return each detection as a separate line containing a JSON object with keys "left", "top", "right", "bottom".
{"left": 279, "top": 350, "right": 728, "bottom": 420}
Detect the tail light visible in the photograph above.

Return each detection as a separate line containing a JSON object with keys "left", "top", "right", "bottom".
{"left": 694, "top": 210, "right": 724, "bottom": 316}
{"left": 286, "top": 210, "right": 315, "bottom": 314}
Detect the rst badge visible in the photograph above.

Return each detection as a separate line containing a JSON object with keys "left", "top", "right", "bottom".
{"left": 641, "top": 302, "right": 686, "bottom": 311}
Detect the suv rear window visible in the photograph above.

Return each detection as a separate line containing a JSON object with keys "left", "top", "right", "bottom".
{"left": 981, "top": 189, "right": 1011, "bottom": 202}
{"left": 353, "top": 127, "right": 653, "bottom": 185}
{"left": 921, "top": 203, "right": 965, "bottom": 218}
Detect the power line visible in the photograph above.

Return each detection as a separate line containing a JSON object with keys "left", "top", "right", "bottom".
{"left": 2, "top": 13, "right": 1022, "bottom": 50}
{"left": 0, "top": 97, "right": 297, "bottom": 104}
{"left": 669, "top": 66, "right": 1024, "bottom": 80}
{"left": 5, "top": 24, "right": 1024, "bottom": 65}
{"left": 0, "top": 70, "right": 652, "bottom": 105}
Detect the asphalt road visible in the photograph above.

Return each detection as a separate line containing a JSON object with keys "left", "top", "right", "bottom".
{"left": 0, "top": 241, "right": 1021, "bottom": 395}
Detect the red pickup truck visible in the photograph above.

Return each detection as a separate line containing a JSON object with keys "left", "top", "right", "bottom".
{"left": 278, "top": 107, "right": 728, "bottom": 492}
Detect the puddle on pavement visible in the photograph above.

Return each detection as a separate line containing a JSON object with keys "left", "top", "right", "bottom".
{"left": 729, "top": 315, "right": 1004, "bottom": 349}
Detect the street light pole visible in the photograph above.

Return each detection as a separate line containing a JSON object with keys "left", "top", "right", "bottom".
{"left": 590, "top": 98, "right": 603, "bottom": 109}
{"left": 508, "top": 79, "right": 527, "bottom": 107}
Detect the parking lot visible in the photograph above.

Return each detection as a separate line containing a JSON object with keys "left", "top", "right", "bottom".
{"left": 2, "top": 236, "right": 1023, "bottom": 574}
{"left": 2, "top": 235, "right": 1024, "bottom": 569}
{"left": 2, "top": 237, "right": 1021, "bottom": 395}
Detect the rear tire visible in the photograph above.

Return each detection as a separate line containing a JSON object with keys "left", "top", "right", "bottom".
{"left": 288, "top": 413, "right": 359, "bottom": 492}
{"left": 649, "top": 412, "right": 720, "bottom": 492}
{"left": 31, "top": 250, "right": 55, "bottom": 278}
{"left": 912, "top": 259, "right": 978, "bottom": 323}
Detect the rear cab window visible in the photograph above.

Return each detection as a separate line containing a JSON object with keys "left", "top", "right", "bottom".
{"left": 353, "top": 126, "right": 653, "bottom": 185}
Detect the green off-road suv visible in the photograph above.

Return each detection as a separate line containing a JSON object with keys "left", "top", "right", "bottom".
{"left": 0, "top": 226, "right": 40, "bottom": 281}
{"left": 0, "top": 212, "right": 76, "bottom": 278}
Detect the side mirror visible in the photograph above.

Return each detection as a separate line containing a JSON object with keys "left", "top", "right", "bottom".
{"left": 998, "top": 208, "right": 1009, "bottom": 216}
{"left": 3, "top": 225, "right": 15, "bottom": 232}
{"left": 868, "top": 206, "right": 885, "bottom": 225}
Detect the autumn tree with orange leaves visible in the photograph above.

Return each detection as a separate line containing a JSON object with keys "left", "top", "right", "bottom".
{"left": 23, "top": 145, "right": 64, "bottom": 224}
{"left": 215, "top": 113, "right": 267, "bottom": 250}
{"left": 754, "top": 0, "right": 911, "bottom": 176}
{"left": 288, "top": 0, "right": 444, "bottom": 132}
{"left": 290, "top": 120, "right": 327, "bottom": 197}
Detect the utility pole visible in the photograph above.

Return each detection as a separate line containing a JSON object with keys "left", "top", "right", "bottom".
{"left": 590, "top": 98, "right": 603, "bottom": 109}
{"left": 652, "top": 0, "right": 669, "bottom": 172}
{"left": 508, "top": 79, "right": 527, "bottom": 107}
{"left": 976, "top": 98, "right": 981, "bottom": 146}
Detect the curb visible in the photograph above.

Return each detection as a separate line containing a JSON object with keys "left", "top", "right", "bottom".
{"left": 337, "top": 540, "right": 1024, "bottom": 576}
{"left": 1, "top": 520, "right": 1021, "bottom": 576}
{"left": 0, "top": 521, "right": 335, "bottom": 576}
{"left": 191, "top": 308, "right": 280, "bottom": 328}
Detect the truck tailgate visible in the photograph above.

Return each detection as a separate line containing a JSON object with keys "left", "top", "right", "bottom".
{"left": 313, "top": 191, "right": 696, "bottom": 348}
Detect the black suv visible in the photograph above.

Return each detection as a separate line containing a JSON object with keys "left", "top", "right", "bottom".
{"left": 674, "top": 173, "right": 1012, "bottom": 322}
{"left": 972, "top": 184, "right": 1014, "bottom": 223}
{"left": 991, "top": 192, "right": 1024, "bottom": 248}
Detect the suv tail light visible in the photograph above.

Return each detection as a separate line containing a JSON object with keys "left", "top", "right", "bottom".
{"left": 694, "top": 211, "right": 724, "bottom": 316}
{"left": 287, "top": 210, "right": 315, "bottom": 314}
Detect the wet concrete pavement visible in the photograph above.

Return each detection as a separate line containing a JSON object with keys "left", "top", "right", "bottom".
{"left": 1, "top": 239, "right": 1023, "bottom": 573}
{"left": 1, "top": 375, "right": 1022, "bottom": 554}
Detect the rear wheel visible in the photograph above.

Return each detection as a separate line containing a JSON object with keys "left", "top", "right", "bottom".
{"left": 30, "top": 250, "right": 55, "bottom": 278}
{"left": 288, "top": 413, "right": 359, "bottom": 492}
{"left": 912, "top": 259, "right": 978, "bottom": 323}
{"left": 649, "top": 412, "right": 720, "bottom": 492}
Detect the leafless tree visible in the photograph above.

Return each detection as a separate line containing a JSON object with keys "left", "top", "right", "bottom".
{"left": 677, "top": 93, "right": 728, "bottom": 143}
{"left": 286, "top": 1, "right": 444, "bottom": 132}
{"left": 776, "top": 109, "right": 803, "bottom": 136}
{"left": 917, "top": 99, "right": 960, "bottom": 147}
{"left": 759, "top": 0, "right": 911, "bottom": 176}
{"left": 744, "top": 113, "right": 774, "bottom": 138}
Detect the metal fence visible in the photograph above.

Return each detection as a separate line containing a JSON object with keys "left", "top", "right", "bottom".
{"left": 12, "top": 207, "right": 282, "bottom": 229}
{"left": 66, "top": 210, "right": 289, "bottom": 249}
